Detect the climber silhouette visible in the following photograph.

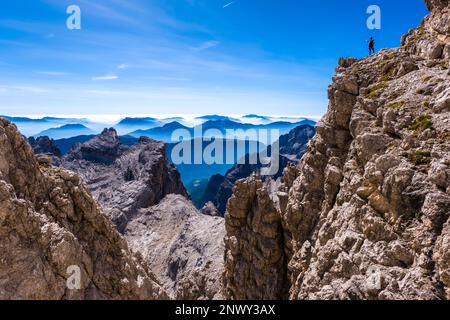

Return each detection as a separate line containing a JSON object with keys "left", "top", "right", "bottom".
{"left": 368, "top": 37, "right": 375, "bottom": 55}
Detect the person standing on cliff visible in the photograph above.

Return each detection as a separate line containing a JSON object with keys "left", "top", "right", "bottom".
{"left": 368, "top": 37, "right": 375, "bottom": 55}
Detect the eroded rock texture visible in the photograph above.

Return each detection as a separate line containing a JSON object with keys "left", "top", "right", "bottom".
{"left": 224, "top": 1, "right": 450, "bottom": 300}
{"left": 125, "top": 195, "right": 225, "bottom": 299}
{"left": 0, "top": 118, "right": 167, "bottom": 299}
{"left": 224, "top": 176, "right": 287, "bottom": 299}
{"left": 62, "top": 128, "right": 188, "bottom": 232}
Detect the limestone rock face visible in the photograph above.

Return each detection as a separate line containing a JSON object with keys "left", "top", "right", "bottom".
{"left": 125, "top": 195, "right": 225, "bottom": 300}
{"left": 62, "top": 130, "right": 188, "bottom": 232}
{"left": 223, "top": 176, "right": 287, "bottom": 299}
{"left": 0, "top": 118, "right": 167, "bottom": 299}
{"left": 224, "top": 2, "right": 450, "bottom": 300}
{"left": 404, "top": 1, "right": 450, "bottom": 61}
{"left": 65, "top": 128, "right": 121, "bottom": 165}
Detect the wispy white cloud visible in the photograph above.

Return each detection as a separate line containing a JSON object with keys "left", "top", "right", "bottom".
{"left": 194, "top": 40, "right": 220, "bottom": 51}
{"left": 0, "top": 19, "right": 54, "bottom": 35}
{"left": 85, "top": 90, "right": 122, "bottom": 95}
{"left": 223, "top": 1, "right": 236, "bottom": 8}
{"left": 43, "top": 0, "right": 208, "bottom": 33}
{"left": 14, "top": 86, "right": 51, "bottom": 93}
{"left": 2, "top": 0, "right": 330, "bottom": 117}
{"left": 1, "top": 86, "right": 52, "bottom": 93}
{"left": 92, "top": 75, "right": 119, "bottom": 81}
{"left": 148, "top": 76, "right": 191, "bottom": 81}
{"left": 36, "top": 71, "right": 69, "bottom": 76}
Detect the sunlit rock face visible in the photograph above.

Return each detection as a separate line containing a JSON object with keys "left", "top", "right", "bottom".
{"left": 224, "top": 1, "right": 450, "bottom": 300}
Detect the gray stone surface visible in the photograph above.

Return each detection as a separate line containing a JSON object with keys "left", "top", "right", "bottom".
{"left": 224, "top": 2, "right": 450, "bottom": 300}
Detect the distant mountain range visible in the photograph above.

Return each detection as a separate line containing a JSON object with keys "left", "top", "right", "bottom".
{"left": 53, "top": 135, "right": 95, "bottom": 154}
{"left": 54, "top": 134, "right": 138, "bottom": 155}
{"left": 27, "top": 120, "right": 318, "bottom": 214}
{"left": 195, "top": 115, "right": 240, "bottom": 122}
{"left": 1, "top": 116, "right": 85, "bottom": 123}
{"left": 114, "top": 117, "right": 162, "bottom": 134}
{"left": 195, "top": 124, "right": 316, "bottom": 213}
{"left": 166, "top": 137, "right": 267, "bottom": 183}
{"left": 36, "top": 124, "right": 94, "bottom": 139}
{"left": 130, "top": 121, "right": 190, "bottom": 142}
{"left": 4, "top": 114, "right": 317, "bottom": 138}
{"left": 1, "top": 116, "right": 91, "bottom": 136}
{"left": 129, "top": 119, "right": 316, "bottom": 142}
{"left": 50, "top": 130, "right": 266, "bottom": 184}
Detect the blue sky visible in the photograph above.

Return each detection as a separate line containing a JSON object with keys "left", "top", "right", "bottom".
{"left": 0, "top": 0, "right": 428, "bottom": 117}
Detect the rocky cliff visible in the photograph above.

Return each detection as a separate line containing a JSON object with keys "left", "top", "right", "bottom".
{"left": 0, "top": 118, "right": 167, "bottom": 299}
{"left": 224, "top": 1, "right": 450, "bottom": 300}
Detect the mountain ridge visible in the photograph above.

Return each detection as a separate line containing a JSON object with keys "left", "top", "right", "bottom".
{"left": 36, "top": 123, "right": 94, "bottom": 140}
{"left": 129, "top": 119, "right": 316, "bottom": 142}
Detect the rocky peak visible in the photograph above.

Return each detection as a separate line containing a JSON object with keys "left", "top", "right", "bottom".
{"left": 86, "top": 127, "right": 120, "bottom": 149}
{"left": 66, "top": 127, "right": 121, "bottom": 164}
{"left": 138, "top": 136, "right": 155, "bottom": 144}
{"left": 57, "top": 128, "right": 227, "bottom": 299}
{"left": 61, "top": 131, "right": 188, "bottom": 231}
{"left": 201, "top": 201, "right": 221, "bottom": 217}
{"left": 28, "top": 136, "right": 62, "bottom": 158}
{"left": 3, "top": 121, "right": 223, "bottom": 301}
{"left": 223, "top": 175, "right": 287, "bottom": 299}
